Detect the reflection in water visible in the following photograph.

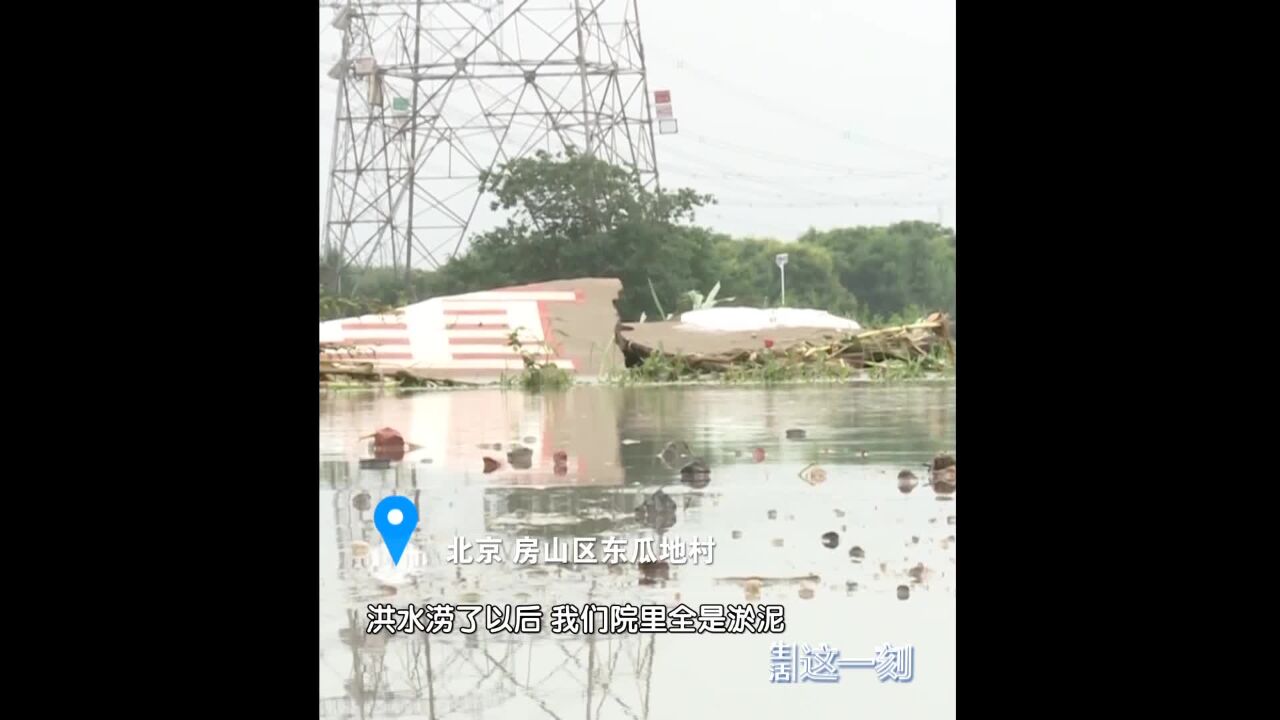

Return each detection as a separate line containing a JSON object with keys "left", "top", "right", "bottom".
{"left": 321, "top": 384, "right": 956, "bottom": 719}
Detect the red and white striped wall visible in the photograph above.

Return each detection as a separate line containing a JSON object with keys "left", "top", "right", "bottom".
{"left": 320, "top": 285, "right": 584, "bottom": 377}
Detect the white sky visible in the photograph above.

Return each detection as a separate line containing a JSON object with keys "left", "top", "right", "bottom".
{"left": 321, "top": 0, "right": 956, "bottom": 250}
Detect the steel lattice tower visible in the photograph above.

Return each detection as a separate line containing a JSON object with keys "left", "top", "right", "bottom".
{"left": 321, "top": 0, "right": 663, "bottom": 274}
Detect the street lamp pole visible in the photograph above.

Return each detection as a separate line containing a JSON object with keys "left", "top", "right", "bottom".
{"left": 775, "top": 253, "right": 789, "bottom": 306}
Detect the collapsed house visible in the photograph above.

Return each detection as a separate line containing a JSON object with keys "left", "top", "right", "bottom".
{"left": 320, "top": 277, "right": 953, "bottom": 385}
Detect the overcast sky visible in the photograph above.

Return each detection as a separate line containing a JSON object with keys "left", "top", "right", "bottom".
{"left": 321, "top": 0, "right": 955, "bottom": 247}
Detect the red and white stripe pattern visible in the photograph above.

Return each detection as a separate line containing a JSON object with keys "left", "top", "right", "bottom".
{"left": 320, "top": 286, "right": 584, "bottom": 375}
{"left": 320, "top": 314, "right": 412, "bottom": 361}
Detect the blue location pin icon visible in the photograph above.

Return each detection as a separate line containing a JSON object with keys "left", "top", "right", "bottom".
{"left": 374, "top": 496, "right": 419, "bottom": 566}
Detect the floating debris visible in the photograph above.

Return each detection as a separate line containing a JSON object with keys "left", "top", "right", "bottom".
{"left": 352, "top": 492, "right": 371, "bottom": 511}
{"left": 507, "top": 446, "right": 534, "bottom": 470}
{"left": 798, "top": 463, "right": 828, "bottom": 486}
{"left": 785, "top": 428, "right": 807, "bottom": 440}
{"left": 912, "top": 536, "right": 920, "bottom": 544}
{"left": 768, "top": 510, "right": 778, "bottom": 520}
{"left": 659, "top": 440, "right": 693, "bottom": 468}
{"left": 798, "top": 587, "right": 815, "bottom": 600}
{"left": 897, "top": 470, "right": 919, "bottom": 494}
{"left": 635, "top": 490, "right": 677, "bottom": 531}
{"left": 752, "top": 447, "right": 766, "bottom": 463}
{"left": 849, "top": 546, "right": 865, "bottom": 562}
{"left": 731, "top": 530, "right": 743, "bottom": 540}
{"left": 846, "top": 581, "right": 859, "bottom": 593}
{"left": 482, "top": 457, "right": 501, "bottom": 473}
{"left": 908, "top": 563, "right": 927, "bottom": 584}
{"left": 622, "top": 439, "right": 640, "bottom": 445}
{"left": 931, "top": 453, "right": 956, "bottom": 494}
{"left": 680, "top": 459, "right": 712, "bottom": 488}
{"left": 639, "top": 561, "right": 670, "bottom": 586}
{"left": 897, "top": 585, "right": 911, "bottom": 601}
{"left": 822, "top": 531, "right": 840, "bottom": 549}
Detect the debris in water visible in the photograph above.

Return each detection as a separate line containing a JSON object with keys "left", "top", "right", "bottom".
{"left": 622, "top": 439, "right": 640, "bottom": 445}
{"left": 846, "top": 581, "right": 858, "bottom": 593}
{"left": 482, "top": 457, "right": 501, "bottom": 473}
{"left": 507, "top": 446, "right": 534, "bottom": 470}
{"left": 352, "top": 492, "right": 371, "bottom": 511}
{"left": 799, "top": 587, "right": 815, "bottom": 600}
{"left": 897, "top": 585, "right": 911, "bottom": 600}
{"left": 822, "top": 531, "right": 840, "bottom": 549}
{"left": 798, "top": 463, "right": 828, "bottom": 486}
{"left": 834, "top": 509, "right": 846, "bottom": 518}
{"left": 752, "top": 447, "right": 766, "bottom": 463}
{"left": 680, "top": 459, "right": 712, "bottom": 488}
{"left": 635, "top": 490, "right": 677, "bottom": 531}
{"left": 659, "top": 440, "right": 693, "bottom": 468}
{"left": 767, "top": 509, "right": 777, "bottom": 520}
{"left": 785, "top": 428, "right": 807, "bottom": 440}
{"left": 364, "top": 427, "right": 408, "bottom": 460}
{"left": 849, "top": 546, "right": 865, "bottom": 562}
{"left": 639, "top": 561, "right": 670, "bottom": 586}
{"left": 897, "top": 470, "right": 919, "bottom": 494}
{"left": 732, "top": 530, "right": 742, "bottom": 539}
{"left": 931, "top": 453, "right": 956, "bottom": 493}
{"left": 553, "top": 450, "right": 568, "bottom": 464}
{"left": 771, "top": 538, "right": 784, "bottom": 547}
{"left": 912, "top": 536, "right": 920, "bottom": 544}
{"left": 909, "top": 563, "right": 928, "bottom": 584}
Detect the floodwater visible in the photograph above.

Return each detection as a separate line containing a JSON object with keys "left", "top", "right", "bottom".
{"left": 320, "top": 383, "right": 956, "bottom": 719}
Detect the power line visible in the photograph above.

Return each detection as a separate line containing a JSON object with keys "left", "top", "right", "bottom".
{"left": 649, "top": 47, "right": 954, "bottom": 166}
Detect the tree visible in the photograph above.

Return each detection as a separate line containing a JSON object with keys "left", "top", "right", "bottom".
{"left": 433, "top": 151, "right": 719, "bottom": 320}
{"left": 714, "top": 237, "right": 857, "bottom": 316}
{"left": 799, "top": 221, "right": 955, "bottom": 322}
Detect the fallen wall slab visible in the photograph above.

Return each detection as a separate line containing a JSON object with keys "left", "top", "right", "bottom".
{"left": 320, "top": 278, "right": 625, "bottom": 384}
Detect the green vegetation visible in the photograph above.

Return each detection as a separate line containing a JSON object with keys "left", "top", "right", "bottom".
{"left": 504, "top": 329, "right": 572, "bottom": 392}
{"left": 320, "top": 152, "right": 955, "bottom": 333}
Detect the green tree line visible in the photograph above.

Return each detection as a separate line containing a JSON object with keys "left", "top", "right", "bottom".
{"left": 320, "top": 152, "right": 955, "bottom": 330}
